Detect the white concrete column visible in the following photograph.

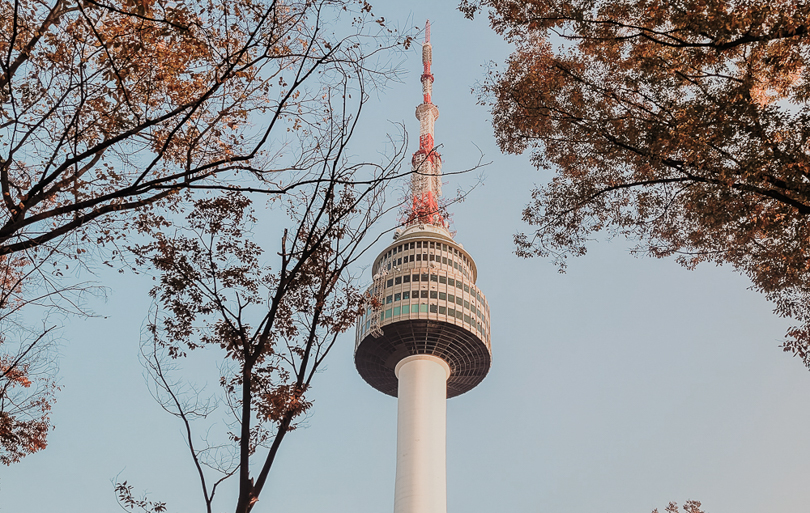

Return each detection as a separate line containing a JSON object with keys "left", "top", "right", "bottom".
{"left": 393, "top": 354, "right": 451, "bottom": 513}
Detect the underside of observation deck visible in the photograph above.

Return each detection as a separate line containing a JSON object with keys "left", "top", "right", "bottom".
{"left": 355, "top": 319, "right": 491, "bottom": 398}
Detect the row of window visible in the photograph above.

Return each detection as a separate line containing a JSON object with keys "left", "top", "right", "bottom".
{"left": 381, "top": 253, "right": 471, "bottom": 279}
{"left": 366, "top": 286, "right": 489, "bottom": 330}
{"left": 361, "top": 304, "right": 488, "bottom": 340}
{"left": 380, "top": 254, "right": 471, "bottom": 279}
{"left": 383, "top": 291, "right": 486, "bottom": 320}
{"left": 376, "top": 240, "right": 474, "bottom": 278}
{"left": 382, "top": 273, "right": 488, "bottom": 310}
{"left": 379, "top": 240, "right": 470, "bottom": 265}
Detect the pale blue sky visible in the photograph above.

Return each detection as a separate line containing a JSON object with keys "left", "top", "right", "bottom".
{"left": 3, "top": 2, "right": 810, "bottom": 512}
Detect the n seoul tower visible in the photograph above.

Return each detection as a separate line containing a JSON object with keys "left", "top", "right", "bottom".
{"left": 355, "top": 21, "right": 492, "bottom": 513}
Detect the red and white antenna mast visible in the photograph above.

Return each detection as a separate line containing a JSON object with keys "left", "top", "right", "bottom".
{"left": 407, "top": 20, "right": 444, "bottom": 227}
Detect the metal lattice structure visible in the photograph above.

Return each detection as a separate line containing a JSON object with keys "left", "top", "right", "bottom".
{"left": 407, "top": 21, "right": 444, "bottom": 227}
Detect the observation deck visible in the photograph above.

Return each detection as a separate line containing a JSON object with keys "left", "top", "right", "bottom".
{"left": 354, "top": 224, "right": 491, "bottom": 398}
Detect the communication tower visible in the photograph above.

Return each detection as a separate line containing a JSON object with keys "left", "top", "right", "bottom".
{"left": 354, "top": 21, "right": 492, "bottom": 513}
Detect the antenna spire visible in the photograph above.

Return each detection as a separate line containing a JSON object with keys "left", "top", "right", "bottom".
{"left": 408, "top": 20, "right": 444, "bottom": 227}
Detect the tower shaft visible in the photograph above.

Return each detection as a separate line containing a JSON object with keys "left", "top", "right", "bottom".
{"left": 394, "top": 355, "right": 450, "bottom": 513}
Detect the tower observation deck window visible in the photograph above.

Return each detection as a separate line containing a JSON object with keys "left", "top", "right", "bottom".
{"left": 403, "top": 291, "right": 410, "bottom": 300}
{"left": 430, "top": 275, "right": 438, "bottom": 282}
{"left": 421, "top": 273, "right": 429, "bottom": 281}
{"left": 439, "top": 276, "right": 447, "bottom": 284}
{"left": 420, "top": 290, "right": 428, "bottom": 298}
{"left": 395, "top": 277, "right": 402, "bottom": 285}
{"left": 395, "top": 293, "right": 401, "bottom": 302}
{"left": 430, "top": 291, "right": 437, "bottom": 299}
{"left": 387, "top": 279, "right": 393, "bottom": 288}
{"left": 439, "top": 292, "right": 446, "bottom": 300}
{"left": 386, "top": 295, "right": 393, "bottom": 304}
{"left": 439, "top": 306, "right": 446, "bottom": 314}
{"left": 448, "top": 294, "right": 455, "bottom": 303}
{"left": 448, "top": 278, "right": 455, "bottom": 287}
{"left": 412, "top": 274, "right": 420, "bottom": 282}
{"left": 430, "top": 304, "right": 438, "bottom": 313}
{"left": 403, "top": 275, "right": 411, "bottom": 283}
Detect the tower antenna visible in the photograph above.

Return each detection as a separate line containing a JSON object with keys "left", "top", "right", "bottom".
{"left": 407, "top": 19, "right": 444, "bottom": 227}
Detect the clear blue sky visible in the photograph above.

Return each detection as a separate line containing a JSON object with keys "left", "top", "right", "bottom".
{"left": 3, "top": 2, "right": 810, "bottom": 512}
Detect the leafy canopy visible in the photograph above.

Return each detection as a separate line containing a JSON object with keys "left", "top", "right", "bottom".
{"left": 0, "top": 0, "right": 407, "bottom": 464}
{"left": 465, "top": 0, "right": 810, "bottom": 366}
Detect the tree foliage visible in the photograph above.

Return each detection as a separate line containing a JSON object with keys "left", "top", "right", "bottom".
{"left": 0, "top": 0, "right": 403, "bottom": 257}
{"left": 653, "top": 500, "right": 705, "bottom": 513}
{"left": 0, "top": 249, "right": 91, "bottom": 464}
{"left": 464, "top": 0, "right": 810, "bottom": 366}
{"left": 115, "top": 2, "right": 408, "bottom": 504}
{"left": 130, "top": 155, "right": 400, "bottom": 512}
{"left": 0, "top": 322, "right": 58, "bottom": 465}
{"left": 0, "top": 0, "right": 408, "bottom": 461}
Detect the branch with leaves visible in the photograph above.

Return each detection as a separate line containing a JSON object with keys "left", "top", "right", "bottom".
{"left": 0, "top": 0, "right": 411, "bottom": 463}
{"left": 122, "top": 45, "right": 408, "bottom": 509}
{"left": 466, "top": 0, "right": 810, "bottom": 368}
